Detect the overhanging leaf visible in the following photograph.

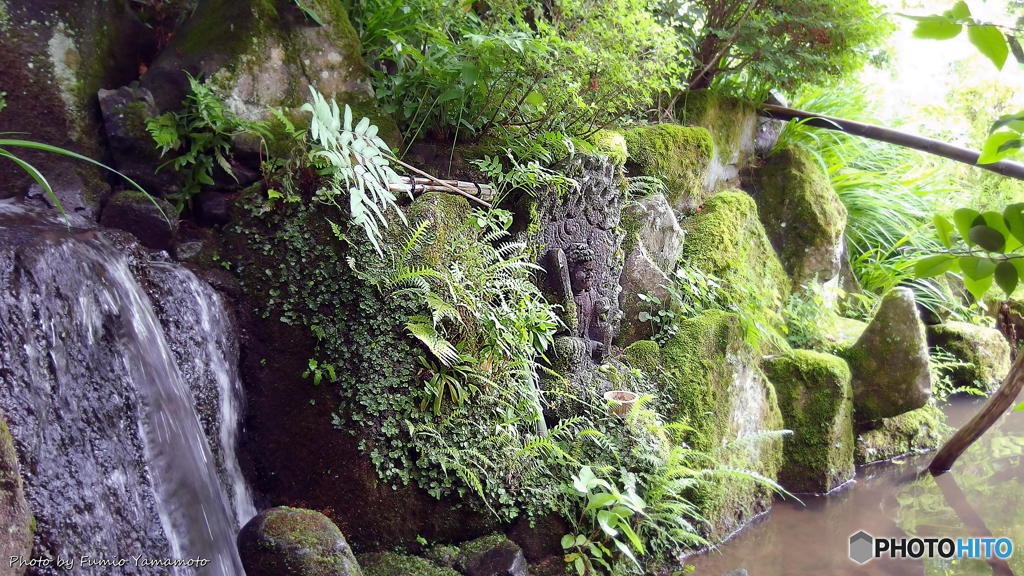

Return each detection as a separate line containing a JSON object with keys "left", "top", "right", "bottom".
{"left": 915, "top": 254, "right": 956, "bottom": 277}
{"left": 953, "top": 208, "right": 982, "bottom": 243}
{"left": 934, "top": 214, "right": 955, "bottom": 248}
{"left": 911, "top": 16, "right": 962, "bottom": 40}
{"left": 968, "top": 224, "right": 1006, "bottom": 252}
{"left": 1004, "top": 203, "right": 1024, "bottom": 245}
{"left": 995, "top": 260, "right": 1019, "bottom": 294}
{"left": 979, "top": 131, "right": 1020, "bottom": 164}
{"left": 968, "top": 25, "right": 1010, "bottom": 69}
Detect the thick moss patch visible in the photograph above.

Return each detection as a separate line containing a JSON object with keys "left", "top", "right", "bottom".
{"left": 358, "top": 552, "right": 459, "bottom": 576}
{"left": 745, "top": 145, "right": 847, "bottom": 287}
{"left": 675, "top": 90, "right": 759, "bottom": 164}
{"left": 927, "top": 321, "right": 1011, "bottom": 394}
{"left": 659, "top": 310, "right": 784, "bottom": 540}
{"left": 855, "top": 404, "right": 949, "bottom": 465}
{"left": 0, "top": 411, "right": 32, "bottom": 570}
{"left": 764, "top": 350, "right": 855, "bottom": 494}
{"left": 680, "top": 191, "right": 790, "bottom": 327}
{"left": 587, "top": 129, "right": 628, "bottom": 166}
{"left": 237, "top": 506, "right": 363, "bottom": 576}
{"left": 622, "top": 124, "right": 713, "bottom": 209}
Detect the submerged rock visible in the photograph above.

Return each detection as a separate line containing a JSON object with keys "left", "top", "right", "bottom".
{"left": 841, "top": 288, "right": 932, "bottom": 422}
{"left": 622, "top": 124, "right": 714, "bottom": 210}
{"left": 855, "top": 405, "right": 948, "bottom": 465}
{"left": 238, "top": 507, "right": 363, "bottom": 576}
{"left": 744, "top": 145, "right": 847, "bottom": 289}
{"left": 764, "top": 350, "right": 855, "bottom": 494}
{"left": 659, "top": 310, "right": 784, "bottom": 540}
{"left": 927, "top": 321, "right": 1011, "bottom": 394}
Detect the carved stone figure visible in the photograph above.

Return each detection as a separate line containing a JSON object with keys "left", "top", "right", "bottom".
{"left": 545, "top": 243, "right": 613, "bottom": 362}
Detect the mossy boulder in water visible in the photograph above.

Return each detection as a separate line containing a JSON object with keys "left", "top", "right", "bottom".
{"left": 0, "top": 411, "right": 32, "bottom": 575}
{"left": 927, "top": 321, "right": 1011, "bottom": 394}
{"left": 855, "top": 404, "right": 948, "bottom": 464}
{"left": 763, "top": 350, "right": 855, "bottom": 494}
{"left": 659, "top": 310, "right": 784, "bottom": 540}
{"left": 680, "top": 191, "right": 790, "bottom": 325}
{"left": 622, "top": 124, "right": 713, "bottom": 210}
{"left": 744, "top": 145, "right": 847, "bottom": 288}
{"left": 840, "top": 287, "right": 932, "bottom": 423}
{"left": 238, "top": 507, "right": 363, "bottom": 576}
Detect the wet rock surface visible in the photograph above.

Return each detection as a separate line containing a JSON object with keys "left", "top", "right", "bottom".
{"left": 238, "top": 507, "right": 363, "bottom": 576}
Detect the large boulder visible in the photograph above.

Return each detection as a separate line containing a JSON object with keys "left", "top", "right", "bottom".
{"left": 763, "top": 350, "right": 855, "bottom": 494}
{"left": 675, "top": 90, "right": 763, "bottom": 193}
{"left": 238, "top": 507, "right": 362, "bottom": 576}
{"left": 454, "top": 534, "right": 528, "bottom": 576}
{"left": 617, "top": 247, "right": 673, "bottom": 345}
{"left": 659, "top": 310, "right": 784, "bottom": 540}
{"left": 840, "top": 288, "right": 932, "bottom": 422}
{"left": 927, "top": 321, "right": 1011, "bottom": 394}
{"left": 620, "top": 193, "right": 684, "bottom": 273}
{"left": 0, "top": 412, "right": 33, "bottom": 575}
{"left": 622, "top": 124, "right": 713, "bottom": 211}
{"left": 744, "top": 145, "right": 847, "bottom": 289}
{"left": 679, "top": 191, "right": 790, "bottom": 324}
{"left": 855, "top": 405, "right": 948, "bottom": 465}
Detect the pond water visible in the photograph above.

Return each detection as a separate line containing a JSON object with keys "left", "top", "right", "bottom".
{"left": 689, "top": 396, "right": 1024, "bottom": 576}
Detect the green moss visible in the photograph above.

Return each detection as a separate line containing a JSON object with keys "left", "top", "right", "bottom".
{"left": 174, "top": 1, "right": 278, "bottom": 58}
{"left": 259, "top": 507, "right": 345, "bottom": 552}
{"left": 927, "top": 321, "right": 1011, "bottom": 394}
{"left": 622, "top": 124, "right": 712, "bottom": 207}
{"left": 675, "top": 90, "right": 758, "bottom": 165}
{"left": 359, "top": 552, "right": 459, "bottom": 576}
{"left": 403, "top": 192, "right": 474, "bottom": 266}
{"left": 623, "top": 340, "right": 660, "bottom": 372}
{"left": 747, "top": 145, "right": 847, "bottom": 285}
{"left": 587, "top": 129, "right": 628, "bottom": 166}
{"left": 855, "top": 404, "right": 949, "bottom": 465}
{"left": 680, "top": 191, "right": 790, "bottom": 326}
{"left": 659, "top": 310, "right": 784, "bottom": 540}
{"left": 0, "top": 411, "right": 35, "bottom": 569}
{"left": 763, "top": 350, "right": 854, "bottom": 493}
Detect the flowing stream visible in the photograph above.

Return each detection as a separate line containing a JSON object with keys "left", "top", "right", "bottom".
{"left": 0, "top": 200, "right": 254, "bottom": 574}
{"left": 689, "top": 395, "right": 1024, "bottom": 576}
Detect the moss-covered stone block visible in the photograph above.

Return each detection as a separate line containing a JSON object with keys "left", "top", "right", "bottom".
{"left": 659, "top": 310, "right": 784, "bottom": 541}
{"left": 358, "top": 552, "right": 459, "bottom": 576}
{"left": 455, "top": 533, "right": 528, "bottom": 576}
{"left": 855, "top": 404, "right": 949, "bottom": 465}
{"left": 622, "top": 124, "right": 713, "bottom": 210}
{"left": 624, "top": 340, "right": 661, "bottom": 372}
{"left": 764, "top": 350, "right": 855, "bottom": 494}
{"left": 238, "top": 507, "right": 363, "bottom": 576}
{"left": 587, "top": 129, "right": 628, "bottom": 166}
{"left": 675, "top": 90, "right": 761, "bottom": 192}
{"left": 745, "top": 145, "right": 847, "bottom": 287}
{"left": 680, "top": 191, "right": 790, "bottom": 326}
{"left": 927, "top": 321, "right": 1011, "bottom": 394}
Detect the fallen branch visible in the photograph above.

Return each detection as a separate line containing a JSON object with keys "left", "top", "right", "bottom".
{"left": 928, "top": 351, "right": 1024, "bottom": 474}
{"left": 760, "top": 104, "right": 1024, "bottom": 181}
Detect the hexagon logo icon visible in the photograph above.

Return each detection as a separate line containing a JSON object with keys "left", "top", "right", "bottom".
{"left": 849, "top": 531, "right": 874, "bottom": 564}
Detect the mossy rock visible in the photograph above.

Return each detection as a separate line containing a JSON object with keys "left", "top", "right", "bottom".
{"left": 587, "top": 129, "right": 628, "bottom": 166}
{"left": 455, "top": 533, "right": 528, "bottom": 576}
{"left": 237, "top": 507, "right": 363, "bottom": 576}
{"left": 927, "top": 321, "right": 1011, "bottom": 394}
{"left": 855, "top": 404, "right": 949, "bottom": 465}
{"left": 680, "top": 191, "right": 790, "bottom": 329}
{"left": 825, "top": 316, "right": 868, "bottom": 353}
{"left": 402, "top": 191, "right": 476, "bottom": 267}
{"left": 623, "top": 340, "right": 661, "bottom": 372}
{"left": 764, "top": 350, "right": 855, "bottom": 494}
{"left": 839, "top": 288, "right": 932, "bottom": 423}
{"left": 622, "top": 124, "right": 713, "bottom": 210}
{"left": 745, "top": 145, "right": 847, "bottom": 287}
{"left": 358, "top": 552, "right": 459, "bottom": 576}
{"left": 675, "top": 90, "right": 761, "bottom": 192}
{"left": 659, "top": 310, "right": 784, "bottom": 541}
{"left": 0, "top": 411, "right": 32, "bottom": 575}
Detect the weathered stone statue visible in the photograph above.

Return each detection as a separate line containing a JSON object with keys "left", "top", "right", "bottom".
{"left": 545, "top": 243, "right": 612, "bottom": 361}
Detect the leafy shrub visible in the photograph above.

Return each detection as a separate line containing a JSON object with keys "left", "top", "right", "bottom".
{"left": 350, "top": 0, "right": 684, "bottom": 143}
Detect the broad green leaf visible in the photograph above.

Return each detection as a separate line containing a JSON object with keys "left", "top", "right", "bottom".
{"left": 984, "top": 210, "right": 1022, "bottom": 251}
{"left": 946, "top": 1, "right": 971, "bottom": 20}
{"left": 915, "top": 254, "right": 956, "bottom": 277}
{"left": 912, "top": 16, "right": 962, "bottom": 40}
{"left": 596, "top": 510, "right": 618, "bottom": 537}
{"left": 960, "top": 256, "right": 996, "bottom": 299}
{"left": 560, "top": 534, "right": 575, "bottom": 549}
{"left": 525, "top": 91, "right": 544, "bottom": 106}
{"left": 995, "top": 260, "right": 1019, "bottom": 294}
{"left": 934, "top": 214, "right": 955, "bottom": 248}
{"left": 968, "top": 224, "right": 1006, "bottom": 252}
{"left": 991, "top": 112, "right": 1024, "bottom": 133}
{"left": 968, "top": 25, "right": 1009, "bottom": 69}
{"left": 979, "top": 131, "right": 1020, "bottom": 164}
{"left": 1016, "top": 401, "right": 1024, "bottom": 411}
{"left": 953, "top": 208, "right": 982, "bottom": 243}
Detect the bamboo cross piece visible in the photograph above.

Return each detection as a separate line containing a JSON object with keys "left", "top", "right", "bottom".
{"left": 390, "top": 177, "right": 495, "bottom": 204}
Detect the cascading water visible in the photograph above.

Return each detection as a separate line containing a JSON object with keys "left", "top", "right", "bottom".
{"left": 0, "top": 200, "right": 254, "bottom": 575}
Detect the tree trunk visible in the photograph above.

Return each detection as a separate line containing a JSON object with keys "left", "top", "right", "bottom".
{"left": 760, "top": 104, "right": 1024, "bottom": 181}
{"left": 928, "top": 351, "right": 1024, "bottom": 474}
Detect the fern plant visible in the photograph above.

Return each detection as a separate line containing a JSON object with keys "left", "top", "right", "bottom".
{"left": 301, "top": 87, "right": 404, "bottom": 254}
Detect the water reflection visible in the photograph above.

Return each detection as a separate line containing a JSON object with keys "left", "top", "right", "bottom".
{"left": 689, "top": 397, "right": 1024, "bottom": 576}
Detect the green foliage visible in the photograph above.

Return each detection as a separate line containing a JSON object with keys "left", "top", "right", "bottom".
{"left": 782, "top": 283, "right": 838, "bottom": 350}
{"left": 562, "top": 466, "right": 647, "bottom": 574}
{"left": 671, "top": 0, "right": 893, "bottom": 93}
{"left": 302, "top": 87, "right": 405, "bottom": 254}
{"left": 350, "top": 0, "right": 684, "bottom": 143}
{"left": 147, "top": 73, "right": 259, "bottom": 210}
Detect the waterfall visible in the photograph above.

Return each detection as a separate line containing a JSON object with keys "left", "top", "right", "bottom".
{"left": 0, "top": 200, "right": 253, "bottom": 575}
